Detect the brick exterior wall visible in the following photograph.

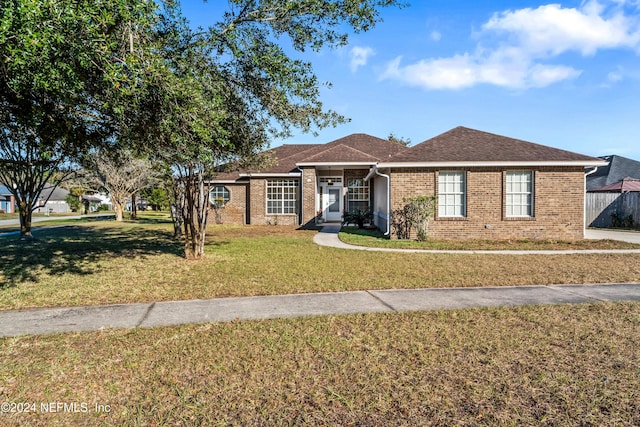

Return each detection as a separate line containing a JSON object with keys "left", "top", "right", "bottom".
{"left": 248, "top": 177, "right": 300, "bottom": 226}
{"left": 389, "top": 167, "right": 585, "bottom": 240}
{"left": 206, "top": 183, "right": 247, "bottom": 225}
{"left": 302, "top": 168, "right": 317, "bottom": 226}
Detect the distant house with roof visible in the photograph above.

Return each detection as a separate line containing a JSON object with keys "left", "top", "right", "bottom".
{"left": 0, "top": 185, "right": 15, "bottom": 213}
{"left": 210, "top": 126, "right": 604, "bottom": 240}
{"left": 586, "top": 155, "right": 640, "bottom": 191}
{"left": 589, "top": 177, "right": 640, "bottom": 193}
{"left": 585, "top": 155, "right": 640, "bottom": 228}
{"left": 36, "top": 186, "right": 71, "bottom": 214}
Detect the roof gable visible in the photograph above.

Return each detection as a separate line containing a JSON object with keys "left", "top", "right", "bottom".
{"left": 389, "top": 126, "right": 600, "bottom": 164}
{"left": 304, "top": 133, "right": 408, "bottom": 162}
{"left": 215, "top": 133, "right": 409, "bottom": 179}
{"left": 299, "top": 144, "right": 380, "bottom": 163}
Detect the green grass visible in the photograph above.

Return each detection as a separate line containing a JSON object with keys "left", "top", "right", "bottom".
{"left": 339, "top": 226, "right": 640, "bottom": 250}
{"left": 0, "top": 212, "right": 116, "bottom": 231}
{"left": 1, "top": 215, "right": 638, "bottom": 425}
{"left": 0, "top": 302, "right": 638, "bottom": 425}
{"left": 1, "top": 217, "right": 639, "bottom": 310}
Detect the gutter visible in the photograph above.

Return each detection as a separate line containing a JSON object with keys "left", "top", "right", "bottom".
{"left": 378, "top": 160, "right": 608, "bottom": 168}
{"left": 584, "top": 166, "right": 600, "bottom": 236}
{"left": 365, "top": 166, "right": 391, "bottom": 236}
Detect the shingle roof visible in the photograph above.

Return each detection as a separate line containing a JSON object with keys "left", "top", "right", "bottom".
{"left": 586, "top": 155, "right": 640, "bottom": 191}
{"left": 212, "top": 134, "right": 408, "bottom": 179}
{"left": 308, "top": 133, "right": 409, "bottom": 162}
{"left": 298, "top": 144, "right": 380, "bottom": 163}
{"left": 590, "top": 177, "right": 640, "bottom": 192}
{"left": 211, "top": 127, "right": 602, "bottom": 182}
{"left": 39, "top": 185, "right": 69, "bottom": 201}
{"left": 389, "top": 126, "right": 601, "bottom": 163}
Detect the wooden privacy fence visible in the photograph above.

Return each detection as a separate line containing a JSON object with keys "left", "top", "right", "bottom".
{"left": 585, "top": 192, "right": 640, "bottom": 228}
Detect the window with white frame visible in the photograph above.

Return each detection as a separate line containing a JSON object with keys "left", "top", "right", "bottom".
{"left": 438, "top": 171, "right": 466, "bottom": 217}
{"left": 209, "top": 186, "right": 230, "bottom": 207}
{"left": 347, "top": 178, "right": 369, "bottom": 212}
{"left": 266, "top": 179, "right": 299, "bottom": 214}
{"left": 506, "top": 171, "right": 533, "bottom": 217}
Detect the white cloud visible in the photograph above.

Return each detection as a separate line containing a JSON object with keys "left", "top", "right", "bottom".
{"left": 483, "top": 2, "right": 640, "bottom": 56}
{"left": 349, "top": 46, "right": 375, "bottom": 73}
{"left": 607, "top": 69, "right": 624, "bottom": 83}
{"left": 381, "top": 0, "right": 640, "bottom": 90}
{"left": 381, "top": 53, "right": 582, "bottom": 90}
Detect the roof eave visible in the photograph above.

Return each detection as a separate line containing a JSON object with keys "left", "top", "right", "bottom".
{"left": 238, "top": 172, "right": 302, "bottom": 177}
{"left": 206, "top": 179, "right": 248, "bottom": 184}
{"left": 379, "top": 160, "right": 608, "bottom": 168}
{"left": 296, "top": 162, "right": 378, "bottom": 167}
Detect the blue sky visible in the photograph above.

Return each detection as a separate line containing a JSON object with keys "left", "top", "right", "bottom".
{"left": 182, "top": 0, "right": 640, "bottom": 160}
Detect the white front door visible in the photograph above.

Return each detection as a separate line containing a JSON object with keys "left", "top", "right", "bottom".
{"left": 325, "top": 187, "right": 342, "bottom": 221}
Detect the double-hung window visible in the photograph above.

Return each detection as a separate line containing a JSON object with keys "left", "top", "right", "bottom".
{"left": 266, "top": 179, "right": 299, "bottom": 214}
{"left": 347, "top": 178, "right": 369, "bottom": 212}
{"left": 506, "top": 171, "right": 533, "bottom": 217}
{"left": 438, "top": 171, "right": 466, "bottom": 217}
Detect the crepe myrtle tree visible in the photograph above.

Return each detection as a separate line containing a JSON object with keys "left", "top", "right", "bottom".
{"left": 0, "top": 124, "right": 74, "bottom": 239}
{"left": 82, "top": 148, "right": 161, "bottom": 222}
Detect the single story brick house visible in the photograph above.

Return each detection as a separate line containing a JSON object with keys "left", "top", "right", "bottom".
{"left": 209, "top": 126, "right": 605, "bottom": 240}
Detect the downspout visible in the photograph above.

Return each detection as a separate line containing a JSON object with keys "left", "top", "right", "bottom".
{"left": 365, "top": 165, "right": 391, "bottom": 236}
{"left": 584, "top": 166, "right": 599, "bottom": 236}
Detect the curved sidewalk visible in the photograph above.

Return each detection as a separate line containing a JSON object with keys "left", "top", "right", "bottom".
{"left": 1, "top": 283, "right": 639, "bottom": 337}
{"left": 313, "top": 224, "right": 640, "bottom": 254}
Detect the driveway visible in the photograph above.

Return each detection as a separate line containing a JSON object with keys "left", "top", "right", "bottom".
{"left": 585, "top": 228, "right": 640, "bottom": 244}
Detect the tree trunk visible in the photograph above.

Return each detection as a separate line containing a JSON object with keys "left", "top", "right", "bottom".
{"left": 18, "top": 203, "right": 34, "bottom": 240}
{"left": 178, "top": 168, "right": 209, "bottom": 260}
{"left": 131, "top": 194, "right": 137, "bottom": 219}
{"left": 113, "top": 201, "right": 125, "bottom": 221}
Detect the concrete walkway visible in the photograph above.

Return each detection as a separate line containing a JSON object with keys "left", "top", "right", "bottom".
{"left": 0, "top": 283, "right": 638, "bottom": 337}
{"left": 314, "top": 224, "right": 640, "bottom": 254}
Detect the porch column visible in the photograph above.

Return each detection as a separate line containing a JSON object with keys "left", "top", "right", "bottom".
{"left": 301, "top": 167, "right": 317, "bottom": 226}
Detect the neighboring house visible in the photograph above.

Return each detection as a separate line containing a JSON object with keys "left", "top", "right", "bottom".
{"left": 0, "top": 185, "right": 15, "bottom": 213}
{"left": 210, "top": 126, "right": 605, "bottom": 240}
{"left": 586, "top": 177, "right": 640, "bottom": 228}
{"left": 37, "top": 185, "right": 71, "bottom": 214}
{"left": 589, "top": 177, "right": 640, "bottom": 193}
{"left": 586, "top": 155, "right": 640, "bottom": 191}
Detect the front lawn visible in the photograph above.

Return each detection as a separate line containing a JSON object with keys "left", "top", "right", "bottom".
{"left": 0, "top": 216, "right": 639, "bottom": 310}
{"left": 0, "top": 303, "right": 638, "bottom": 425}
